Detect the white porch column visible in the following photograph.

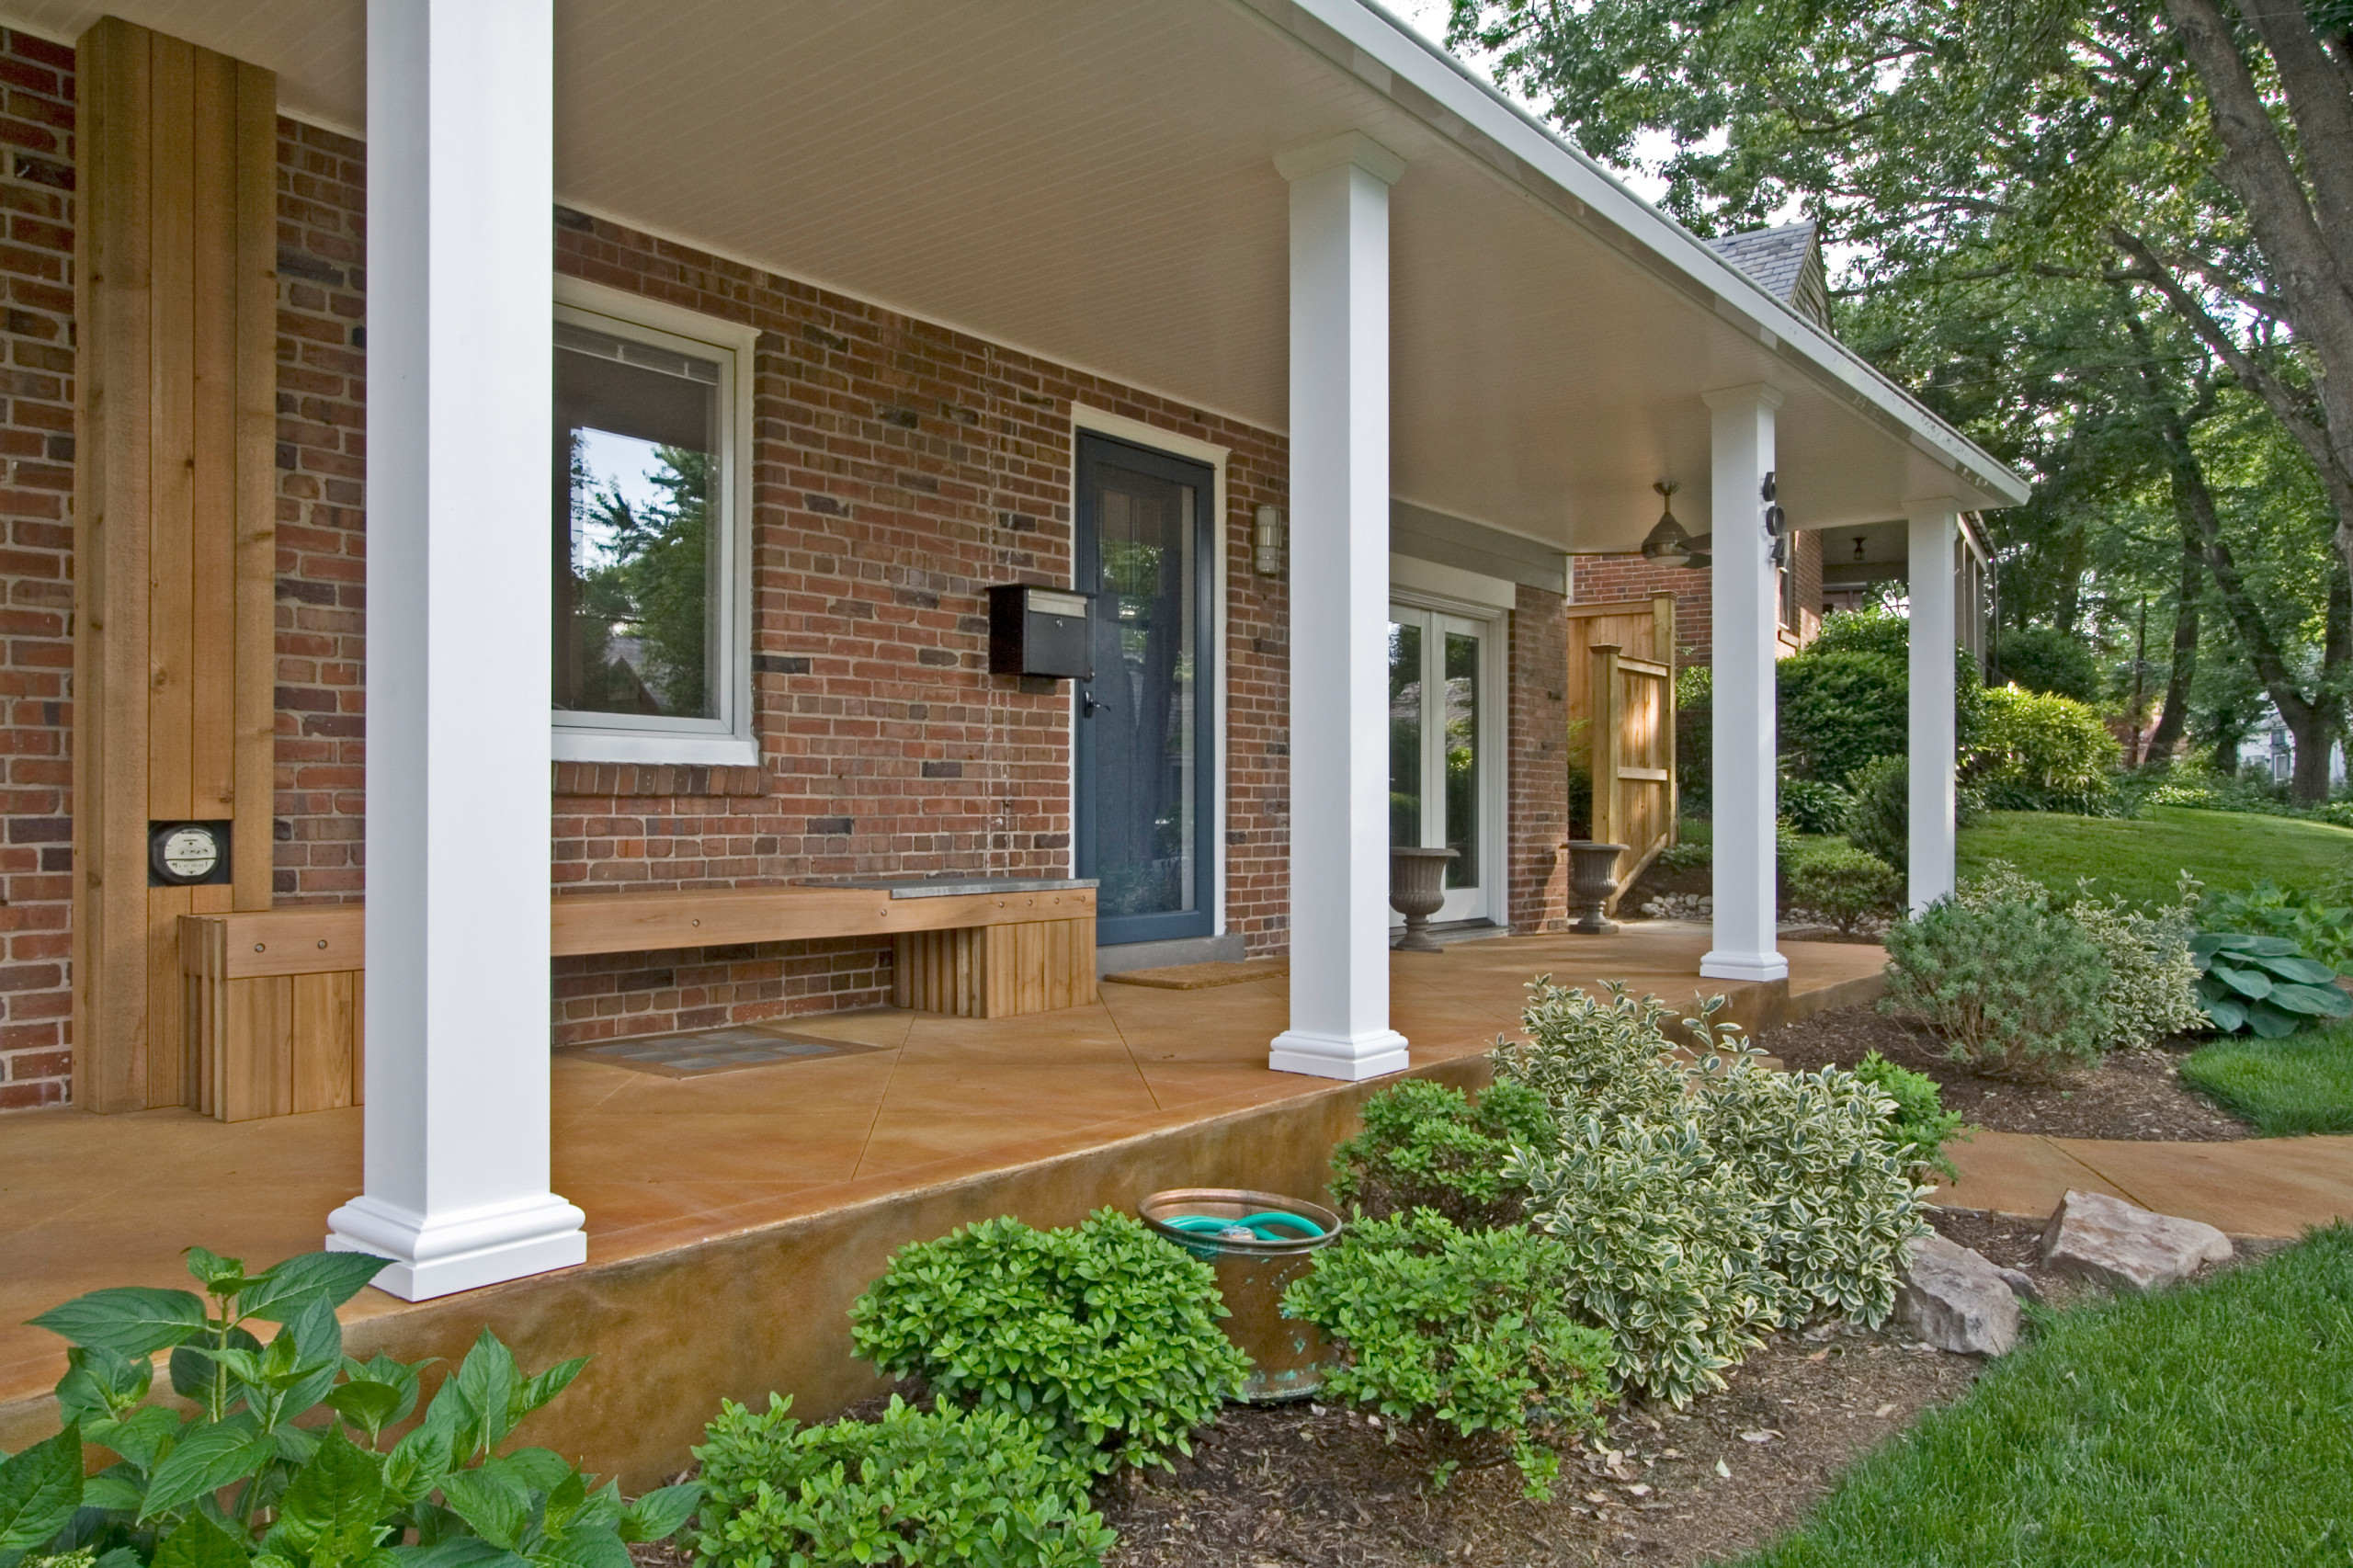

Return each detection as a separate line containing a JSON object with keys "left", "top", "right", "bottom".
{"left": 326, "top": 0, "right": 584, "bottom": 1300}
{"left": 1268, "top": 132, "right": 1409, "bottom": 1081}
{"left": 1907, "top": 499, "right": 1961, "bottom": 911}
{"left": 1700, "top": 385, "right": 1789, "bottom": 983}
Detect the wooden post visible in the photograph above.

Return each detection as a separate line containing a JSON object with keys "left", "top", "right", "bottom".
{"left": 74, "top": 19, "right": 278, "bottom": 1111}
{"left": 1589, "top": 642, "right": 1621, "bottom": 854}
{"left": 1653, "top": 591, "right": 1678, "bottom": 843}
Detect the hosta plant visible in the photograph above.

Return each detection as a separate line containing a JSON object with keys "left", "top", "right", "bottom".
{"left": 2202, "top": 880, "right": 2353, "bottom": 972}
{"left": 847, "top": 1210, "right": 1247, "bottom": 1476}
{"left": 1280, "top": 1211, "right": 1611, "bottom": 1499}
{"left": 1327, "top": 1077, "right": 1555, "bottom": 1228}
{"left": 690, "top": 1395, "right": 1113, "bottom": 1568}
{"left": 0, "top": 1246, "right": 698, "bottom": 1568}
{"left": 2191, "top": 933, "right": 2353, "bottom": 1038}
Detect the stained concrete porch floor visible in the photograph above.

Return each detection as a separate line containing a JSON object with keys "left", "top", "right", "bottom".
{"left": 0, "top": 926, "right": 1881, "bottom": 1470}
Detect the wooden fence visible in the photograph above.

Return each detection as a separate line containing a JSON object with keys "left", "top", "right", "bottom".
{"left": 1565, "top": 594, "right": 1678, "bottom": 910}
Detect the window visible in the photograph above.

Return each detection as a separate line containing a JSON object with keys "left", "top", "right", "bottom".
{"left": 551, "top": 279, "right": 756, "bottom": 764}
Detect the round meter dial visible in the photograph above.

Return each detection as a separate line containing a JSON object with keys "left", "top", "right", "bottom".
{"left": 149, "top": 822, "right": 225, "bottom": 886}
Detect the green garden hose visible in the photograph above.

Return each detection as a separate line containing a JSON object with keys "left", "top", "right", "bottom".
{"left": 1162, "top": 1210, "right": 1325, "bottom": 1243}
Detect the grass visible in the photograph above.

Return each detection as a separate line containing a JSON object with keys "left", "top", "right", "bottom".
{"left": 2180, "top": 1024, "right": 2353, "bottom": 1136}
{"left": 1957, "top": 804, "right": 2353, "bottom": 908}
{"left": 1738, "top": 1225, "right": 2353, "bottom": 1567}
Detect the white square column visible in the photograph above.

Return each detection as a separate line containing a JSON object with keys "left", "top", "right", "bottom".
{"left": 1906, "top": 499, "right": 1961, "bottom": 912}
{"left": 327, "top": 0, "right": 585, "bottom": 1300}
{"left": 1268, "top": 132, "right": 1410, "bottom": 1081}
{"left": 1700, "top": 385, "right": 1789, "bottom": 983}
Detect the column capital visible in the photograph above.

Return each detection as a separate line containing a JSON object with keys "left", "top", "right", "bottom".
{"left": 1700, "top": 382, "right": 1787, "bottom": 412}
{"left": 1275, "top": 131, "right": 1406, "bottom": 186}
{"left": 1904, "top": 495, "right": 1962, "bottom": 524}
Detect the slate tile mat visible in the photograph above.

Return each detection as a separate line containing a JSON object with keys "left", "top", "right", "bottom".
{"left": 563, "top": 1026, "right": 883, "bottom": 1079}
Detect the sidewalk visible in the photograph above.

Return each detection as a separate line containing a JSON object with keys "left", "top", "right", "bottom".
{"left": 1938, "top": 1128, "right": 2353, "bottom": 1238}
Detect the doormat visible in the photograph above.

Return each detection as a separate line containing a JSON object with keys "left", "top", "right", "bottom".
{"left": 562, "top": 1026, "right": 883, "bottom": 1079}
{"left": 1104, "top": 959, "right": 1288, "bottom": 991}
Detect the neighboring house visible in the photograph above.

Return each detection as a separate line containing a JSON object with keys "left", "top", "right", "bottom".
{"left": 1572, "top": 219, "right": 1992, "bottom": 670}
{"left": 0, "top": 2, "right": 2024, "bottom": 1300}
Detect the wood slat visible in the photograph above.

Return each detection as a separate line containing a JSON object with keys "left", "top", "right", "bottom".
{"left": 550, "top": 884, "right": 1097, "bottom": 956}
{"left": 188, "top": 47, "right": 238, "bottom": 830}
{"left": 231, "top": 58, "right": 277, "bottom": 913}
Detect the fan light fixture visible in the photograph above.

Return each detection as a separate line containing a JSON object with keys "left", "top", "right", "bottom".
{"left": 1639, "top": 482, "right": 1691, "bottom": 564}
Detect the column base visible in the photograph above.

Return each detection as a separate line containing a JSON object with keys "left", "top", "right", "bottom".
{"left": 1268, "top": 1028, "right": 1410, "bottom": 1081}
{"left": 1699, "top": 949, "right": 1788, "bottom": 983}
{"left": 326, "top": 1191, "right": 587, "bottom": 1301}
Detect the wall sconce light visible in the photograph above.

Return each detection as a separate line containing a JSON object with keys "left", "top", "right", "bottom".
{"left": 1253, "top": 504, "right": 1287, "bottom": 577}
{"left": 1639, "top": 482, "right": 1690, "bottom": 564}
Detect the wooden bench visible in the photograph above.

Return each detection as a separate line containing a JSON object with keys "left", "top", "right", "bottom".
{"left": 180, "top": 878, "right": 1098, "bottom": 1122}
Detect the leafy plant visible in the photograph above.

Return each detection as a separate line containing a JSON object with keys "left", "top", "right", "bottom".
{"left": 2069, "top": 892, "right": 2209, "bottom": 1050}
{"left": 1881, "top": 896, "right": 2115, "bottom": 1079}
{"left": 1778, "top": 774, "right": 1852, "bottom": 836}
{"left": 1495, "top": 986, "right": 1922, "bottom": 1405}
{"left": 689, "top": 1395, "right": 1112, "bottom": 1568}
{"left": 1850, "top": 1050, "right": 1966, "bottom": 1183}
{"left": 2202, "top": 880, "right": 2353, "bottom": 973}
{"left": 1328, "top": 1078, "right": 1555, "bottom": 1229}
{"left": 1778, "top": 649, "right": 1912, "bottom": 789}
{"left": 1842, "top": 756, "right": 1909, "bottom": 872}
{"left": 2190, "top": 933, "right": 2353, "bottom": 1038}
{"left": 0, "top": 1246, "right": 697, "bottom": 1568}
{"left": 1965, "top": 685, "right": 2122, "bottom": 813}
{"left": 1784, "top": 840, "right": 1903, "bottom": 933}
{"left": 847, "top": 1210, "right": 1246, "bottom": 1477}
{"left": 1280, "top": 1212, "right": 1611, "bottom": 1499}
{"left": 1995, "top": 624, "right": 2101, "bottom": 701}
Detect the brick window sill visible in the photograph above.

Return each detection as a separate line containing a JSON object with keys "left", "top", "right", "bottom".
{"left": 551, "top": 762, "right": 767, "bottom": 799}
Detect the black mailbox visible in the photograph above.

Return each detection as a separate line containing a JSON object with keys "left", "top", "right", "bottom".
{"left": 988, "top": 584, "right": 1093, "bottom": 680}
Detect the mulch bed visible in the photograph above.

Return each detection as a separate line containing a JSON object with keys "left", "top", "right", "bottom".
{"left": 1759, "top": 1004, "right": 2254, "bottom": 1142}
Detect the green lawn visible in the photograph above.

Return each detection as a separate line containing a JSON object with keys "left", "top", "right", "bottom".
{"left": 2181, "top": 1025, "right": 2353, "bottom": 1136}
{"left": 1957, "top": 805, "right": 2353, "bottom": 908}
{"left": 1739, "top": 1226, "right": 2353, "bottom": 1567}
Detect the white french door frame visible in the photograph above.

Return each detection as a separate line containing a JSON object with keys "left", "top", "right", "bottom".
{"left": 1387, "top": 588, "right": 1509, "bottom": 927}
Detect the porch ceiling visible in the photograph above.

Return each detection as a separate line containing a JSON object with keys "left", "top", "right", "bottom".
{"left": 8, "top": 0, "right": 2028, "bottom": 551}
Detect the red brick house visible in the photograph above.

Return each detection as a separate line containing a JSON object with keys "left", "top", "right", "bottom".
{"left": 0, "top": 1, "right": 2023, "bottom": 1301}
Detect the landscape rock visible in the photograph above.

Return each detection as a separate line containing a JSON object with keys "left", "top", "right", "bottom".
{"left": 2037, "top": 1188, "right": 2233, "bottom": 1292}
{"left": 1894, "top": 1233, "right": 2021, "bottom": 1356}
{"left": 1993, "top": 1266, "right": 2040, "bottom": 1304}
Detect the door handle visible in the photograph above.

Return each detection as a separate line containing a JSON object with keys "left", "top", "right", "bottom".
{"left": 1079, "top": 687, "right": 1101, "bottom": 718}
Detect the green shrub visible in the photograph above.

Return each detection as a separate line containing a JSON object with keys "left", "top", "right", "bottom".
{"left": 1882, "top": 897, "right": 2115, "bottom": 1078}
{"left": 1779, "top": 648, "right": 1910, "bottom": 787}
{"left": 1784, "top": 839, "right": 1903, "bottom": 933}
{"left": 1693, "top": 1051, "right": 1930, "bottom": 1327}
{"left": 1953, "top": 862, "right": 2204, "bottom": 1051}
{"left": 691, "top": 1395, "right": 1113, "bottom": 1568}
{"left": 2190, "top": 932, "right": 2353, "bottom": 1038}
{"left": 847, "top": 1210, "right": 1246, "bottom": 1476}
{"left": 1843, "top": 755, "right": 1909, "bottom": 872}
{"left": 0, "top": 1248, "right": 698, "bottom": 1568}
{"left": 1995, "top": 624, "right": 2102, "bottom": 700}
{"left": 1779, "top": 774, "right": 1853, "bottom": 835}
{"left": 1329, "top": 1078, "right": 1555, "bottom": 1228}
{"left": 1967, "top": 684, "right": 2121, "bottom": 812}
{"left": 1676, "top": 665, "right": 1711, "bottom": 814}
{"left": 1280, "top": 1212, "right": 1611, "bottom": 1499}
{"left": 2203, "top": 879, "right": 2353, "bottom": 971}
{"left": 1656, "top": 818, "right": 1711, "bottom": 871}
{"left": 1851, "top": 1050, "right": 1966, "bottom": 1183}
{"left": 1808, "top": 604, "right": 1915, "bottom": 662}
{"left": 1495, "top": 985, "right": 1923, "bottom": 1405}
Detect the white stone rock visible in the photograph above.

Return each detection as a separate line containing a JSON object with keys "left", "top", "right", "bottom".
{"left": 1895, "top": 1232, "right": 2021, "bottom": 1356}
{"left": 2037, "top": 1189, "right": 2233, "bottom": 1292}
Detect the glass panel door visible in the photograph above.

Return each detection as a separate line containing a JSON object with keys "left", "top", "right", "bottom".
{"left": 1388, "top": 605, "right": 1491, "bottom": 926}
{"left": 1075, "top": 434, "right": 1217, "bottom": 947}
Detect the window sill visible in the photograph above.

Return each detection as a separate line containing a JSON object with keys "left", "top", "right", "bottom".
{"left": 551, "top": 729, "right": 759, "bottom": 768}
{"left": 551, "top": 761, "right": 766, "bottom": 799}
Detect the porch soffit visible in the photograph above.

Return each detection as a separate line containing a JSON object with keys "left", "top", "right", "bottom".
{"left": 4, "top": 0, "right": 2027, "bottom": 554}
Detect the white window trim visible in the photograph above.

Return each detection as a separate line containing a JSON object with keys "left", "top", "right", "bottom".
{"left": 1386, "top": 582, "right": 1512, "bottom": 926}
{"left": 1068, "top": 406, "right": 1231, "bottom": 937}
{"left": 551, "top": 276, "right": 759, "bottom": 767}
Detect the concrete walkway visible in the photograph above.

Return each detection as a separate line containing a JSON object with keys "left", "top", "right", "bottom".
{"left": 1937, "top": 1128, "right": 2353, "bottom": 1239}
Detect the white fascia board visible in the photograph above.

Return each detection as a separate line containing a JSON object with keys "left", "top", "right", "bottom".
{"left": 1242, "top": 0, "right": 2031, "bottom": 509}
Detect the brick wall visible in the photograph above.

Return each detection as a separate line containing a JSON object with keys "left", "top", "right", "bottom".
{"left": 0, "top": 27, "right": 74, "bottom": 1109}
{"left": 1506, "top": 585, "right": 1568, "bottom": 933}
{"left": 1571, "top": 528, "right": 1825, "bottom": 667}
{"left": 535, "top": 211, "right": 1296, "bottom": 1041}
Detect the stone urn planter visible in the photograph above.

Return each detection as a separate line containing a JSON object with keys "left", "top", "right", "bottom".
{"left": 1389, "top": 846, "right": 1460, "bottom": 952}
{"left": 1563, "top": 841, "right": 1629, "bottom": 935}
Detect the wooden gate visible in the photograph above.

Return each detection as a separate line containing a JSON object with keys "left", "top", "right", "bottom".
{"left": 1565, "top": 594, "right": 1678, "bottom": 909}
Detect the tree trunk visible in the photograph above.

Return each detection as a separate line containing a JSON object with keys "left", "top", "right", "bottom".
{"left": 2143, "top": 531, "right": 2201, "bottom": 764}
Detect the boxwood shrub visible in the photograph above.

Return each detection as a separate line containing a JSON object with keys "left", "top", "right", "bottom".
{"left": 1328, "top": 1076, "right": 1555, "bottom": 1228}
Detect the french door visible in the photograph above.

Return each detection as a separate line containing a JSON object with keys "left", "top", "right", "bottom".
{"left": 1388, "top": 604, "right": 1493, "bottom": 926}
{"left": 1074, "top": 433, "right": 1218, "bottom": 948}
